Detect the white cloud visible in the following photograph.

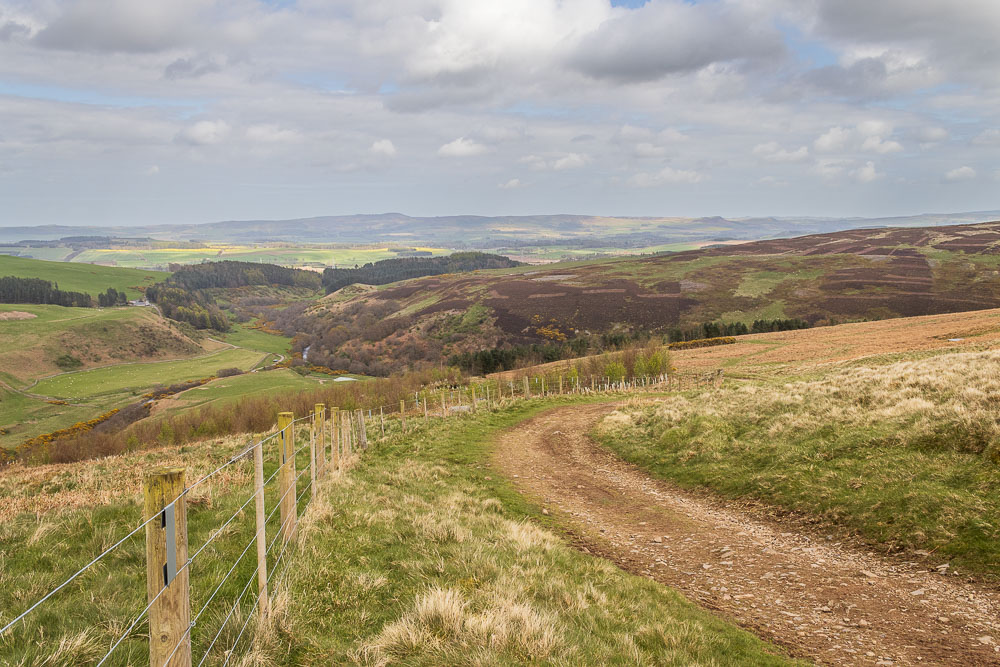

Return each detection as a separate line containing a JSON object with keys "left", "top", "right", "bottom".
{"left": 851, "top": 160, "right": 883, "bottom": 183}
{"left": 812, "top": 158, "right": 853, "bottom": 179}
{"left": 369, "top": 139, "right": 397, "bottom": 157}
{"left": 943, "top": 166, "right": 977, "bottom": 182}
{"left": 552, "top": 153, "right": 588, "bottom": 170}
{"left": 634, "top": 142, "right": 667, "bottom": 158}
{"left": 144, "top": 165, "right": 159, "bottom": 176}
{"left": 814, "top": 127, "right": 852, "bottom": 152}
{"left": 498, "top": 178, "right": 522, "bottom": 189}
{"left": 629, "top": 166, "right": 705, "bottom": 187}
{"left": 438, "top": 137, "right": 489, "bottom": 158}
{"left": 753, "top": 142, "right": 809, "bottom": 162}
{"left": 176, "top": 120, "right": 230, "bottom": 146}
{"left": 246, "top": 125, "right": 301, "bottom": 144}
{"left": 861, "top": 135, "right": 903, "bottom": 154}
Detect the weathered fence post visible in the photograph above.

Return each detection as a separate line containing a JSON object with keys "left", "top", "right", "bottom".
{"left": 277, "top": 412, "right": 296, "bottom": 543}
{"left": 144, "top": 467, "right": 191, "bottom": 667}
{"left": 380, "top": 406, "right": 385, "bottom": 436}
{"left": 253, "top": 440, "right": 270, "bottom": 618}
{"left": 559, "top": 375, "right": 563, "bottom": 394}
{"left": 358, "top": 409, "right": 368, "bottom": 449}
{"left": 423, "top": 395, "right": 428, "bottom": 423}
{"left": 523, "top": 376, "right": 530, "bottom": 398}
{"left": 441, "top": 390, "right": 447, "bottom": 417}
{"left": 400, "top": 400, "right": 406, "bottom": 431}
{"left": 331, "top": 407, "right": 339, "bottom": 470}
{"left": 315, "top": 404, "right": 325, "bottom": 479}
{"left": 309, "top": 412, "right": 317, "bottom": 493}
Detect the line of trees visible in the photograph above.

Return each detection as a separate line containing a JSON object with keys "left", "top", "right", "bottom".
{"left": 666, "top": 318, "right": 809, "bottom": 342}
{"left": 321, "top": 252, "right": 523, "bottom": 293}
{"left": 97, "top": 287, "right": 128, "bottom": 307}
{"left": 0, "top": 276, "right": 92, "bottom": 307}
{"left": 167, "top": 260, "right": 321, "bottom": 290}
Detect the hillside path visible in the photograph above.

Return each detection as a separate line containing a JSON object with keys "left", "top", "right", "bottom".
{"left": 494, "top": 403, "right": 1000, "bottom": 666}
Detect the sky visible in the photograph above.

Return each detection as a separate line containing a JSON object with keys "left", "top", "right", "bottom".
{"left": 1, "top": 0, "right": 999, "bottom": 227}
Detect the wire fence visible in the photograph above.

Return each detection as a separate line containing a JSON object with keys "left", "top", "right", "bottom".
{"left": 0, "top": 369, "right": 722, "bottom": 665}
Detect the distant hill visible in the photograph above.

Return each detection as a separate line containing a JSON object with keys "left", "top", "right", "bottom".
{"left": 291, "top": 220, "right": 1000, "bottom": 375}
{"left": 4, "top": 210, "right": 1000, "bottom": 247}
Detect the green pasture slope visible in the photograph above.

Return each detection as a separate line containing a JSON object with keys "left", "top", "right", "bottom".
{"left": 31, "top": 348, "right": 266, "bottom": 400}
{"left": 0, "top": 254, "right": 167, "bottom": 299}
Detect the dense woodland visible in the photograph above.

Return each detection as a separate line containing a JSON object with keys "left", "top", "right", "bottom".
{"left": 167, "top": 260, "right": 321, "bottom": 290}
{"left": 145, "top": 284, "right": 229, "bottom": 330}
{"left": 0, "top": 276, "right": 92, "bottom": 307}
{"left": 321, "top": 252, "right": 522, "bottom": 293}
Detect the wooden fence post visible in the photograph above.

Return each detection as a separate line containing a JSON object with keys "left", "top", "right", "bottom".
{"left": 309, "top": 411, "right": 317, "bottom": 493}
{"left": 559, "top": 376, "right": 563, "bottom": 394}
{"left": 524, "top": 376, "right": 530, "bottom": 398}
{"left": 331, "top": 407, "right": 339, "bottom": 470}
{"left": 380, "top": 406, "right": 385, "bottom": 437}
{"left": 145, "top": 467, "right": 191, "bottom": 667}
{"left": 358, "top": 409, "right": 368, "bottom": 449}
{"left": 315, "top": 404, "right": 325, "bottom": 479}
{"left": 277, "top": 412, "right": 296, "bottom": 543}
{"left": 252, "top": 440, "right": 270, "bottom": 619}
{"left": 441, "top": 390, "right": 447, "bottom": 417}
{"left": 400, "top": 400, "right": 406, "bottom": 431}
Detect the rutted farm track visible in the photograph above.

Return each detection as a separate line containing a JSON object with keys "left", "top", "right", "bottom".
{"left": 495, "top": 403, "right": 1000, "bottom": 666}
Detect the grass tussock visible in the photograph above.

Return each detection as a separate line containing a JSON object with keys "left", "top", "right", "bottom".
{"left": 595, "top": 348, "right": 1000, "bottom": 576}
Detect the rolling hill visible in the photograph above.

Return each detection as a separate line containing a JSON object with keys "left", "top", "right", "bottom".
{"left": 0, "top": 254, "right": 166, "bottom": 299}
{"left": 295, "top": 220, "right": 1000, "bottom": 374}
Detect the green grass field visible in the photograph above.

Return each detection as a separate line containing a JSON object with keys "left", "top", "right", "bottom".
{"left": 32, "top": 348, "right": 266, "bottom": 400}
{"left": 160, "top": 369, "right": 321, "bottom": 415}
{"left": 0, "top": 255, "right": 167, "bottom": 298}
{"left": 219, "top": 324, "right": 291, "bottom": 356}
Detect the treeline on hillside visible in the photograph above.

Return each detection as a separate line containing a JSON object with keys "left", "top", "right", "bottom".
{"left": 0, "top": 276, "right": 92, "bottom": 307}
{"left": 665, "top": 318, "right": 810, "bottom": 342}
{"left": 167, "top": 260, "right": 321, "bottom": 290}
{"left": 145, "top": 284, "right": 229, "bottom": 330}
{"left": 321, "top": 252, "right": 523, "bottom": 293}
{"left": 452, "top": 318, "right": 811, "bottom": 375}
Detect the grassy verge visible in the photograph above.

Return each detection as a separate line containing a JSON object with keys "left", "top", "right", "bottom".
{"left": 593, "top": 349, "right": 1000, "bottom": 578}
{"left": 249, "top": 399, "right": 801, "bottom": 665}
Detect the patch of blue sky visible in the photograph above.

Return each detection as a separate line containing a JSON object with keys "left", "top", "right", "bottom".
{"left": 777, "top": 22, "right": 839, "bottom": 68}
{"left": 0, "top": 80, "right": 201, "bottom": 109}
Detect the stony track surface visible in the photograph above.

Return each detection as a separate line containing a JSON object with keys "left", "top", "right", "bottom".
{"left": 494, "top": 403, "right": 1000, "bottom": 665}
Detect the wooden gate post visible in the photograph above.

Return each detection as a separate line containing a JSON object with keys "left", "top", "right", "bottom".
{"left": 277, "top": 412, "right": 296, "bottom": 543}
{"left": 252, "top": 440, "right": 270, "bottom": 618}
{"left": 144, "top": 467, "right": 191, "bottom": 667}
{"left": 315, "top": 404, "right": 325, "bottom": 479}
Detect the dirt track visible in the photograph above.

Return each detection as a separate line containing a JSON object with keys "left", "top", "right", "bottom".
{"left": 494, "top": 403, "right": 1000, "bottom": 666}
